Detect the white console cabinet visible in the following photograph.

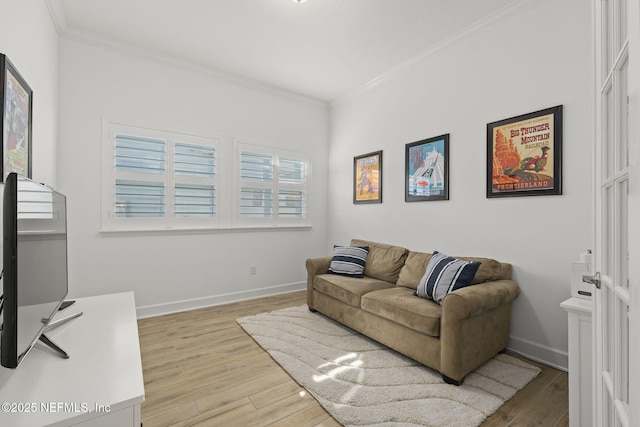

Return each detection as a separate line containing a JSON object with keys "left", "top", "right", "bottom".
{"left": 0, "top": 292, "right": 145, "bottom": 426}
{"left": 561, "top": 297, "right": 593, "bottom": 427}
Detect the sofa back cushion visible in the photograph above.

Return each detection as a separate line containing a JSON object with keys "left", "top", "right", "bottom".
{"left": 350, "top": 239, "right": 409, "bottom": 283}
{"left": 396, "top": 252, "right": 432, "bottom": 290}
{"left": 397, "top": 250, "right": 512, "bottom": 289}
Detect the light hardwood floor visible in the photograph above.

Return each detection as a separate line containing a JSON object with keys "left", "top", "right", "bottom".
{"left": 138, "top": 290, "right": 569, "bottom": 426}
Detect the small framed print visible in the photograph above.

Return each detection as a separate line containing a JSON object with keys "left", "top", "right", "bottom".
{"left": 353, "top": 150, "right": 382, "bottom": 204}
{"left": 1, "top": 54, "right": 33, "bottom": 182}
{"left": 405, "top": 134, "right": 449, "bottom": 202}
{"left": 487, "top": 105, "right": 562, "bottom": 198}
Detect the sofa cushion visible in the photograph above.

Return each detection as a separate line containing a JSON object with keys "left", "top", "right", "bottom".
{"left": 350, "top": 239, "right": 409, "bottom": 283}
{"left": 415, "top": 251, "right": 481, "bottom": 304}
{"left": 361, "top": 287, "right": 442, "bottom": 337}
{"left": 327, "top": 245, "right": 369, "bottom": 278}
{"left": 397, "top": 252, "right": 432, "bottom": 289}
{"left": 313, "top": 274, "right": 395, "bottom": 307}
{"left": 397, "top": 251, "right": 511, "bottom": 289}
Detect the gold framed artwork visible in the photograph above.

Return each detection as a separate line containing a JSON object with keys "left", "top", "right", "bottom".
{"left": 353, "top": 150, "right": 382, "bottom": 204}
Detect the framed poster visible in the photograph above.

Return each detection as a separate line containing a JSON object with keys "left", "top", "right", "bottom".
{"left": 487, "top": 105, "right": 562, "bottom": 198}
{"left": 1, "top": 54, "right": 33, "bottom": 182}
{"left": 405, "top": 134, "right": 449, "bottom": 202}
{"left": 353, "top": 150, "right": 382, "bottom": 204}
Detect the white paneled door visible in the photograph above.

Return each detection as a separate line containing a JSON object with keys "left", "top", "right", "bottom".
{"left": 592, "top": 0, "right": 639, "bottom": 426}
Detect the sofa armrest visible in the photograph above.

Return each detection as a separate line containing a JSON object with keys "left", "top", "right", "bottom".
{"left": 442, "top": 279, "right": 520, "bottom": 320}
{"left": 305, "top": 256, "right": 332, "bottom": 309}
{"left": 440, "top": 279, "right": 520, "bottom": 382}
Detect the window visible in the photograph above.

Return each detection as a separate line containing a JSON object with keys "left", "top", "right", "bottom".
{"left": 102, "top": 120, "right": 311, "bottom": 232}
{"left": 236, "top": 141, "right": 309, "bottom": 226}
{"left": 102, "top": 120, "right": 219, "bottom": 231}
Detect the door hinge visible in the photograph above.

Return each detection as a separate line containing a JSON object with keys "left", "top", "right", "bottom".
{"left": 583, "top": 271, "right": 601, "bottom": 289}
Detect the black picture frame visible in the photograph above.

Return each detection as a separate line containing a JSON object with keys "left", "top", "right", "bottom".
{"left": 353, "top": 150, "right": 382, "bottom": 204}
{"left": 1, "top": 54, "right": 33, "bottom": 182}
{"left": 405, "top": 134, "right": 449, "bottom": 202}
{"left": 487, "top": 105, "right": 562, "bottom": 198}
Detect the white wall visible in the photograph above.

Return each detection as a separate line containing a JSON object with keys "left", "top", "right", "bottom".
{"left": 328, "top": 0, "right": 592, "bottom": 369}
{"left": 0, "top": 0, "right": 59, "bottom": 186}
{"left": 56, "top": 39, "right": 329, "bottom": 315}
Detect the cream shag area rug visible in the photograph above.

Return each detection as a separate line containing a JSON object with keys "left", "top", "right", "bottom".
{"left": 237, "top": 305, "right": 540, "bottom": 427}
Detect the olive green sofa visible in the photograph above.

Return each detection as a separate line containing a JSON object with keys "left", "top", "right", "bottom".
{"left": 305, "top": 239, "right": 520, "bottom": 385}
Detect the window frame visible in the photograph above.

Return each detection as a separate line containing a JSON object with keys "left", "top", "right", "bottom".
{"left": 234, "top": 139, "right": 311, "bottom": 228}
{"left": 102, "top": 119, "right": 221, "bottom": 232}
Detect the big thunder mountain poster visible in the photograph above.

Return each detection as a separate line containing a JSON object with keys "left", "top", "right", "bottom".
{"left": 487, "top": 105, "right": 562, "bottom": 198}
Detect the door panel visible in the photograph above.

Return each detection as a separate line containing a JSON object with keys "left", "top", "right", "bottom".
{"left": 594, "top": 0, "right": 635, "bottom": 426}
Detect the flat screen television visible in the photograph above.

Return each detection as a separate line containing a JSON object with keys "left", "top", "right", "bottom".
{"left": 1, "top": 172, "right": 70, "bottom": 368}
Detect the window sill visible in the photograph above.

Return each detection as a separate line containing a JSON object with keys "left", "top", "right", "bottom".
{"left": 99, "top": 224, "right": 312, "bottom": 236}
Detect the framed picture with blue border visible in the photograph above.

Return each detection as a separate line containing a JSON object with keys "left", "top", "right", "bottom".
{"left": 353, "top": 150, "right": 382, "bottom": 204}
{"left": 405, "top": 134, "right": 449, "bottom": 202}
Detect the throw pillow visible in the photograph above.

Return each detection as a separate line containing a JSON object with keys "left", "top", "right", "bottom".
{"left": 415, "top": 251, "right": 481, "bottom": 304}
{"left": 327, "top": 245, "right": 369, "bottom": 278}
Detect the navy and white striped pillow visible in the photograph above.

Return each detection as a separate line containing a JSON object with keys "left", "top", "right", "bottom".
{"left": 327, "top": 245, "right": 369, "bottom": 278}
{"left": 415, "top": 251, "right": 481, "bottom": 304}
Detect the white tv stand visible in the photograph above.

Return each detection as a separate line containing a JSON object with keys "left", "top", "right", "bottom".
{"left": 0, "top": 292, "right": 145, "bottom": 426}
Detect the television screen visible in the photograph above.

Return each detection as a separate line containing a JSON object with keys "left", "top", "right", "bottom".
{"left": 1, "top": 173, "right": 68, "bottom": 368}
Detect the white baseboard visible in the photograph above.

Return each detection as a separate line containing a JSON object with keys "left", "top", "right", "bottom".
{"left": 508, "top": 335, "right": 568, "bottom": 371}
{"left": 136, "top": 281, "right": 306, "bottom": 319}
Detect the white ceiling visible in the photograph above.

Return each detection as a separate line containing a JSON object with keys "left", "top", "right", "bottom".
{"left": 50, "top": 0, "right": 518, "bottom": 103}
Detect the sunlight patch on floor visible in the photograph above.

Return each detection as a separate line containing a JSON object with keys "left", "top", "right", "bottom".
{"left": 313, "top": 352, "right": 364, "bottom": 383}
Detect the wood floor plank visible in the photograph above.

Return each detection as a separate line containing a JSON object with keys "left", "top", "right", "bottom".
{"left": 481, "top": 355, "right": 563, "bottom": 426}
{"left": 249, "top": 381, "right": 308, "bottom": 409}
{"left": 221, "top": 391, "right": 319, "bottom": 427}
{"left": 138, "top": 290, "right": 570, "bottom": 426}
{"left": 507, "top": 371, "right": 569, "bottom": 426}
{"left": 268, "top": 404, "right": 342, "bottom": 427}
{"left": 142, "top": 400, "right": 201, "bottom": 427}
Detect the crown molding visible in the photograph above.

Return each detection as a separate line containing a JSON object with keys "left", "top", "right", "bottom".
{"left": 44, "top": 0, "right": 328, "bottom": 109}
{"left": 330, "top": 0, "right": 548, "bottom": 108}
{"left": 45, "top": 0, "right": 547, "bottom": 110}
{"left": 45, "top": 0, "right": 69, "bottom": 35}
